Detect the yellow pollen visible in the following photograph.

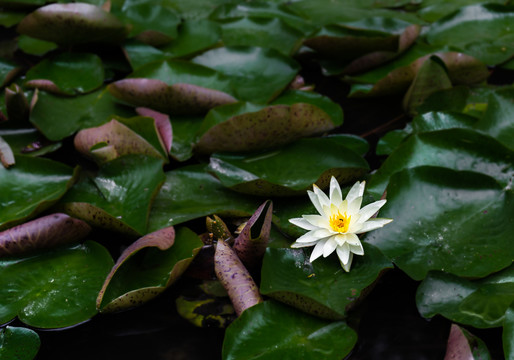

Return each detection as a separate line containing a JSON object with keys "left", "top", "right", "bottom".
{"left": 329, "top": 211, "right": 351, "bottom": 233}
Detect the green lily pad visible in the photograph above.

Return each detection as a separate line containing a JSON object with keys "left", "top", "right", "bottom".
{"left": 161, "top": 19, "right": 222, "bottom": 58}
{"left": 108, "top": 59, "right": 236, "bottom": 115}
{"left": 416, "top": 266, "right": 514, "bottom": 328}
{"left": 165, "top": 0, "right": 236, "bottom": 20}
{"left": 0, "top": 155, "right": 78, "bottom": 231}
{"left": 192, "top": 46, "right": 300, "bottom": 103}
{"left": 16, "top": 35, "right": 57, "bottom": 56}
{"left": 411, "top": 111, "right": 477, "bottom": 133}
{"left": 73, "top": 116, "right": 168, "bottom": 164}
{"left": 366, "top": 166, "right": 514, "bottom": 281}
{"left": 0, "top": 241, "right": 113, "bottom": 328}
{"left": 122, "top": 41, "right": 168, "bottom": 71}
{"left": 222, "top": 301, "right": 357, "bottom": 360}
{"left": 30, "top": 88, "right": 135, "bottom": 141}
{"left": 416, "top": 0, "right": 506, "bottom": 23}
{"left": 147, "top": 165, "right": 261, "bottom": 232}
{"left": 58, "top": 155, "right": 165, "bottom": 235}
{"left": 425, "top": 3, "right": 514, "bottom": 65}
{"left": 0, "top": 129, "right": 61, "bottom": 157}
{"left": 207, "top": 137, "right": 369, "bottom": 196}
{"left": 97, "top": 226, "right": 203, "bottom": 312}
{"left": 0, "top": 326, "right": 40, "bottom": 360}
{"left": 474, "top": 88, "right": 514, "bottom": 151}
{"left": 220, "top": 17, "right": 303, "bottom": 56}
{"left": 24, "top": 53, "right": 104, "bottom": 95}
{"left": 0, "top": 12, "right": 25, "bottom": 28}
{"left": 168, "top": 115, "right": 203, "bottom": 162}
{"left": 0, "top": 59, "right": 20, "bottom": 87}
{"left": 260, "top": 245, "right": 392, "bottom": 319}
{"left": 367, "top": 128, "right": 514, "bottom": 198}
{"left": 375, "top": 126, "right": 412, "bottom": 156}
{"left": 16, "top": 3, "right": 128, "bottom": 45}
{"left": 504, "top": 303, "right": 514, "bottom": 359}
{"left": 195, "top": 100, "right": 338, "bottom": 154}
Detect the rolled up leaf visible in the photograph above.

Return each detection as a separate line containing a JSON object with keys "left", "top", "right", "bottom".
{"left": 214, "top": 239, "right": 262, "bottom": 316}
{"left": 0, "top": 136, "right": 15, "bottom": 168}
{"left": 206, "top": 214, "right": 233, "bottom": 243}
{"left": 0, "top": 213, "right": 91, "bottom": 257}
{"left": 233, "top": 200, "right": 273, "bottom": 270}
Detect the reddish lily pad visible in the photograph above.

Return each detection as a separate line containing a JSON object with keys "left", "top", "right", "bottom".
{"left": 16, "top": 3, "right": 128, "bottom": 45}
{"left": 0, "top": 213, "right": 91, "bottom": 257}
{"left": 97, "top": 226, "right": 203, "bottom": 312}
{"left": 444, "top": 324, "right": 491, "bottom": 360}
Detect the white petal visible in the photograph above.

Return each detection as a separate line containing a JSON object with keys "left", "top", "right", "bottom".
{"left": 323, "top": 237, "right": 338, "bottom": 257}
{"left": 295, "top": 230, "right": 322, "bottom": 243}
{"left": 347, "top": 196, "right": 363, "bottom": 216}
{"left": 341, "top": 253, "right": 354, "bottom": 272}
{"left": 336, "top": 243, "right": 350, "bottom": 264}
{"left": 307, "top": 190, "right": 324, "bottom": 216}
{"left": 302, "top": 214, "right": 328, "bottom": 228}
{"left": 349, "top": 242, "right": 364, "bottom": 255}
{"left": 313, "top": 184, "right": 330, "bottom": 208}
{"left": 291, "top": 240, "right": 317, "bottom": 248}
{"left": 355, "top": 218, "right": 393, "bottom": 234}
{"left": 310, "top": 238, "right": 328, "bottom": 262}
{"left": 344, "top": 233, "right": 361, "bottom": 246}
{"left": 289, "top": 217, "right": 318, "bottom": 231}
{"left": 329, "top": 177, "right": 343, "bottom": 207}
{"left": 345, "top": 181, "right": 365, "bottom": 204}
{"left": 358, "top": 200, "right": 387, "bottom": 223}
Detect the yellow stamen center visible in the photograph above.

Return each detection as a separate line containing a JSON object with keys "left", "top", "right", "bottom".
{"left": 329, "top": 211, "right": 351, "bottom": 233}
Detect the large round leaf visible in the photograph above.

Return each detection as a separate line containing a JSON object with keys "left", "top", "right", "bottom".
{"left": 0, "top": 241, "right": 113, "bottom": 328}
{"left": 16, "top": 3, "right": 128, "bottom": 45}
{"left": 97, "top": 227, "right": 203, "bottom": 312}
{"left": 416, "top": 266, "right": 514, "bottom": 328}
{"left": 147, "top": 165, "right": 262, "bottom": 232}
{"left": 192, "top": 46, "right": 300, "bottom": 103}
{"left": 367, "top": 128, "right": 514, "bottom": 198}
{"left": 0, "top": 326, "right": 40, "bottom": 360}
{"left": 0, "top": 155, "right": 78, "bottom": 230}
{"left": 222, "top": 301, "right": 357, "bottom": 360}
{"left": 161, "top": 19, "right": 221, "bottom": 58}
{"left": 30, "top": 88, "right": 135, "bottom": 141}
{"left": 24, "top": 52, "right": 104, "bottom": 95}
{"left": 366, "top": 166, "right": 514, "bottom": 281}
{"left": 58, "top": 155, "right": 165, "bottom": 235}
{"left": 207, "top": 137, "right": 369, "bottom": 196}
{"left": 260, "top": 245, "right": 392, "bottom": 319}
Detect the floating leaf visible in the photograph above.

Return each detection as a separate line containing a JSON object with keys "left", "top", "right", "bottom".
{"left": 233, "top": 201, "right": 273, "bottom": 270}
{"left": 368, "top": 128, "right": 514, "bottom": 198}
{"left": 147, "top": 164, "right": 261, "bottom": 232}
{"left": 122, "top": 40, "right": 168, "bottom": 71}
{"left": 416, "top": 266, "right": 514, "bottom": 328}
{"left": 0, "top": 155, "right": 78, "bottom": 231}
{"left": 0, "top": 326, "right": 40, "bottom": 360}
{"left": 222, "top": 301, "right": 357, "bottom": 360}
{"left": 0, "top": 129, "right": 61, "bottom": 157}
{"left": 366, "top": 167, "right": 514, "bottom": 281}
{"left": 16, "top": 35, "right": 57, "bottom": 56}
{"left": 30, "top": 88, "right": 135, "bottom": 141}
{"left": 17, "top": 3, "right": 128, "bottom": 45}
{"left": 214, "top": 239, "right": 262, "bottom": 316}
{"left": 136, "top": 107, "right": 172, "bottom": 155}
{"left": 260, "top": 245, "right": 392, "bottom": 319}
{"left": 97, "top": 226, "right": 202, "bottom": 312}
{"left": 161, "top": 19, "right": 221, "bottom": 58}
{"left": 24, "top": 53, "right": 104, "bottom": 95}
{"left": 0, "top": 213, "right": 91, "bottom": 257}
{"left": 425, "top": 3, "right": 514, "bottom": 65}
{"left": 196, "top": 102, "right": 338, "bottom": 154}
{"left": 58, "top": 155, "right": 165, "bottom": 235}
{"left": 444, "top": 324, "right": 491, "bottom": 360}
{"left": 0, "top": 241, "right": 113, "bottom": 328}
{"left": 0, "top": 59, "right": 20, "bottom": 87}
{"left": 192, "top": 46, "right": 300, "bottom": 103}
{"left": 167, "top": 115, "right": 203, "bottom": 162}
{"left": 207, "top": 137, "right": 369, "bottom": 196}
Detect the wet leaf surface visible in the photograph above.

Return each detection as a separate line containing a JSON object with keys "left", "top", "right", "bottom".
{"left": 0, "top": 326, "right": 40, "bottom": 360}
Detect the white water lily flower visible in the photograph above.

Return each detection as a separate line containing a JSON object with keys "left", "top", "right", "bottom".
{"left": 289, "top": 177, "right": 392, "bottom": 272}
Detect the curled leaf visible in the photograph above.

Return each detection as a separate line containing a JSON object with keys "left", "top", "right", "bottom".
{"left": 206, "top": 214, "right": 233, "bottom": 244}
{"left": 17, "top": 3, "right": 128, "bottom": 45}
{"left": 214, "top": 239, "right": 262, "bottom": 316}
{"left": 136, "top": 107, "right": 172, "bottom": 155}
{"left": 0, "top": 213, "right": 91, "bottom": 257}
{"left": 233, "top": 201, "right": 273, "bottom": 270}
{"left": 108, "top": 79, "right": 237, "bottom": 115}
{"left": 4, "top": 84, "right": 29, "bottom": 126}
{"left": 444, "top": 324, "right": 491, "bottom": 360}
{"left": 0, "top": 136, "right": 15, "bottom": 168}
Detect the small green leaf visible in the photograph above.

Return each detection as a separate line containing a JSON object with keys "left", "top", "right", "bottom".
{"left": 0, "top": 326, "right": 40, "bottom": 360}
{"left": 222, "top": 301, "right": 357, "bottom": 360}
{"left": 0, "top": 241, "right": 113, "bottom": 328}
{"left": 17, "top": 35, "right": 57, "bottom": 56}
{"left": 161, "top": 19, "right": 221, "bottom": 58}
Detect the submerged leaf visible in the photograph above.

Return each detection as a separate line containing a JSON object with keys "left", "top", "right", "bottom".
{"left": 0, "top": 213, "right": 91, "bottom": 257}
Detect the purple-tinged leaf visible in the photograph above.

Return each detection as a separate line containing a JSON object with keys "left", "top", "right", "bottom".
{"left": 233, "top": 201, "right": 273, "bottom": 270}
{"left": 444, "top": 324, "right": 491, "bottom": 360}
{"left": 0, "top": 213, "right": 91, "bottom": 257}
{"left": 136, "top": 107, "right": 172, "bottom": 155}
{"left": 214, "top": 239, "right": 262, "bottom": 316}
